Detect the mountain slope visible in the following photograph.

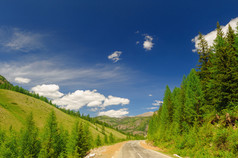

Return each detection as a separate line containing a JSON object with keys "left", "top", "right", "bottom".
{"left": 96, "top": 115, "right": 152, "bottom": 136}
{"left": 0, "top": 75, "right": 13, "bottom": 88}
{"left": 136, "top": 112, "right": 154, "bottom": 117}
{"left": 0, "top": 89, "right": 126, "bottom": 140}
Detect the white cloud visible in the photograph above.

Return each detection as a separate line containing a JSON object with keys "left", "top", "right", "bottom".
{"left": 14, "top": 77, "right": 31, "bottom": 84}
{"left": 98, "top": 108, "right": 129, "bottom": 118}
{"left": 103, "top": 95, "right": 130, "bottom": 107}
{"left": 149, "top": 94, "right": 152, "bottom": 97}
{"left": 0, "top": 27, "right": 44, "bottom": 52}
{"left": 52, "top": 89, "right": 105, "bottom": 110}
{"left": 192, "top": 17, "right": 238, "bottom": 51}
{"left": 143, "top": 35, "right": 154, "bottom": 51}
{"left": 108, "top": 51, "right": 122, "bottom": 63}
{"left": 52, "top": 89, "right": 130, "bottom": 110}
{"left": 146, "top": 107, "right": 158, "bottom": 110}
{"left": 31, "top": 84, "right": 64, "bottom": 99}
{"left": 152, "top": 100, "right": 163, "bottom": 106}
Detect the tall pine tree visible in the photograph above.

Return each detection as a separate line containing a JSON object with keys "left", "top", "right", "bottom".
{"left": 39, "top": 111, "right": 64, "bottom": 158}
{"left": 19, "top": 113, "right": 41, "bottom": 158}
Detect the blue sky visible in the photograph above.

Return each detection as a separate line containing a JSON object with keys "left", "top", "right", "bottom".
{"left": 0, "top": 0, "right": 238, "bottom": 117}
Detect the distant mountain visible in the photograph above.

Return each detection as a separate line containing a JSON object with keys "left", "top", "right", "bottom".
{"left": 135, "top": 112, "right": 154, "bottom": 117}
{"left": 96, "top": 113, "right": 153, "bottom": 136}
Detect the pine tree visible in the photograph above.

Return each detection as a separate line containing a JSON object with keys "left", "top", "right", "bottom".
{"left": 226, "top": 25, "right": 238, "bottom": 107}
{"left": 67, "top": 121, "right": 80, "bottom": 157}
{"left": 104, "top": 134, "right": 108, "bottom": 144}
{"left": 109, "top": 133, "right": 114, "bottom": 144}
{"left": 196, "top": 32, "right": 211, "bottom": 80}
{"left": 0, "top": 126, "right": 18, "bottom": 157}
{"left": 39, "top": 111, "right": 64, "bottom": 158}
{"left": 96, "top": 135, "right": 102, "bottom": 146}
{"left": 0, "top": 127, "right": 5, "bottom": 147}
{"left": 83, "top": 123, "right": 92, "bottom": 150}
{"left": 196, "top": 33, "right": 213, "bottom": 107}
{"left": 19, "top": 113, "right": 41, "bottom": 158}
{"left": 102, "top": 124, "right": 105, "bottom": 135}
{"left": 209, "top": 23, "right": 238, "bottom": 111}
{"left": 148, "top": 112, "right": 158, "bottom": 140}
{"left": 171, "top": 87, "right": 182, "bottom": 135}
{"left": 184, "top": 69, "right": 204, "bottom": 129}
{"left": 78, "top": 122, "right": 87, "bottom": 157}
{"left": 67, "top": 121, "right": 88, "bottom": 158}
{"left": 159, "top": 85, "right": 172, "bottom": 138}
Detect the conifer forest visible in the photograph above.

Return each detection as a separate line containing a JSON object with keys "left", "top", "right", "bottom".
{"left": 148, "top": 23, "right": 238, "bottom": 157}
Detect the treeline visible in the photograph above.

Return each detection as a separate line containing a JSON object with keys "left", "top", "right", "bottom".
{"left": 148, "top": 23, "right": 238, "bottom": 157}
{"left": 0, "top": 111, "right": 119, "bottom": 158}
{"left": 59, "top": 108, "right": 115, "bottom": 131}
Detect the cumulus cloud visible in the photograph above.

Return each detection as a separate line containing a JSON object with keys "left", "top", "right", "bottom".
{"left": 14, "top": 77, "right": 31, "bottom": 84}
{"left": 51, "top": 88, "right": 130, "bottom": 110}
{"left": 98, "top": 108, "right": 129, "bottom": 118}
{"left": 192, "top": 17, "right": 238, "bottom": 52}
{"left": 108, "top": 51, "right": 122, "bottom": 63}
{"left": 146, "top": 107, "right": 158, "bottom": 110}
{"left": 103, "top": 95, "right": 130, "bottom": 107}
{"left": 52, "top": 89, "right": 105, "bottom": 110}
{"left": 31, "top": 84, "right": 64, "bottom": 99}
{"left": 152, "top": 100, "right": 163, "bottom": 106}
{"left": 143, "top": 35, "right": 154, "bottom": 51}
{"left": 0, "top": 27, "right": 44, "bottom": 52}
{"left": 149, "top": 94, "right": 152, "bottom": 97}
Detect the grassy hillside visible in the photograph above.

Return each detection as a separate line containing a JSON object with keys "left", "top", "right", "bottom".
{"left": 96, "top": 115, "right": 151, "bottom": 136}
{"left": 0, "top": 89, "right": 126, "bottom": 141}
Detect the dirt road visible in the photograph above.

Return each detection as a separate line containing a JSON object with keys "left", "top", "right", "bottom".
{"left": 87, "top": 140, "right": 172, "bottom": 158}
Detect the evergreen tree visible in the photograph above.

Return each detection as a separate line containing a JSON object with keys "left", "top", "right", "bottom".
{"left": 102, "top": 124, "right": 105, "bottom": 135}
{"left": 171, "top": 87, "right": 182, "bottom": 135}
{"left": 209, "top": 23, "right": 238, "bottom": 111}
{"left": 95, "top": 135, "right": 102, "bottom": 146}
{"left": 83, "top": 123, "right": 92, "bottom": 150}
{"left": 67, "top": 121, "right": 80, "bottom": 157}
{"left": 104, "top": 134, "right": 108, "bottom": 144}
{"left": 19, "top": 113, "right": 41, "bottom": 158}
{"left": 0, "top": 127, "right": 5, "bottom": 147}
{"left": 109, "top": 133, "right": 114, "bottom": 144}
{"left": 184, "top": 69, "right": 204, "bottom": 129}
{"left": 196, "top": 33, "right": 213, "bottom": 106}
{"left": 39, "top": 111, "right": 63, "bottom": 158}
{"left": 159, "top": 85, "right": 172, "bottom": 138}
{"left": 78, "top": 122, "right": 87, "bottom": 157}
{"left": 67, "top": 121, "right": 88, "bottom": 158}
{"left": 0, "top": 126, "right": 18, "bottom": 158}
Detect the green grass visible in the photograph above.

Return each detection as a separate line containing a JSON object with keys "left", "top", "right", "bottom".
{"left": 0, "top": 89, "right": 126, "bottom": 141}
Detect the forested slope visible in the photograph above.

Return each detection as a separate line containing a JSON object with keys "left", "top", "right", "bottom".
{"left": 148, "top": 23, "right": 238, "bottom": 157}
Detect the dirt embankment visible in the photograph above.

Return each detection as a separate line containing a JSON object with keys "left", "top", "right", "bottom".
{"left": 86, "top": 141, "right": 128, "bottom": 158}
{"left": 140, "top": 140, "right": 163, "bottom": 152}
